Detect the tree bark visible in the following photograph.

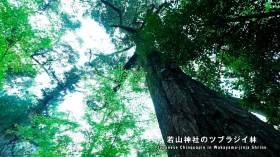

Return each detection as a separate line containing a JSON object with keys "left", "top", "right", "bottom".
{"left": 144, "top": 53, "right": 280, "bottom": 157}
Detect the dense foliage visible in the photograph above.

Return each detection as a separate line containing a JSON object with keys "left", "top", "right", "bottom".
{"left": 0, "top": 0, "right": 279, "bottom": 156}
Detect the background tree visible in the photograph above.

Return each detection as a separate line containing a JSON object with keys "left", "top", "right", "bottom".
{"left": 0, "top": 0, "right": 83, "bottom": 155}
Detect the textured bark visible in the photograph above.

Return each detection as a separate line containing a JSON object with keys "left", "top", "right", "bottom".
{"left": 144, "top": 53, "right": 280, "bottom": 157}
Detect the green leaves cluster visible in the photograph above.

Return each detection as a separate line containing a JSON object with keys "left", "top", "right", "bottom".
{"left": 0, "top": 0, "right": 54, "bottom": 87}
{"left": 138, "top": 0, "right": 280, "bottom": 125}
{"left": 82, "top": 56, "right": 165, "bottom": 156}
{"left": 9, "top": 114, "right": 78, "bottom": 156}
{"left": 82, "top": 67, "right": 140, "bottom": 156}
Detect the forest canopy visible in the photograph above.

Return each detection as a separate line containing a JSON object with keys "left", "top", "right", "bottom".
{"left": 0, "top": 0, "right": 279, "bottom": 156}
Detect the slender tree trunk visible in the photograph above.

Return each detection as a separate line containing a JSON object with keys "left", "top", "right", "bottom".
{"left": 144, "top": 53, "right": 280, "bottom": 157}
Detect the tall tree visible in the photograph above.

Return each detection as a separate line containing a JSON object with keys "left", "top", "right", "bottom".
{"left": 82, "top": 0, "right": 280, "bottom": 156}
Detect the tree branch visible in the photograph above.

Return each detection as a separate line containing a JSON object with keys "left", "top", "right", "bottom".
{"left": 216, "top": 49, "right": 224, "bottom": 83}
{"left": 40, "top": 1, "right": 52, "bottom": 11}
{"left": 35, "top": 0, "right": 52, "bottom": 13}
{"left": 140, "top": 2, "right": 171, "bottom": 29}
{"left": 110, "top": 25, "right": 137, "bottom": 34}
{"left": 113, "top": 53, "right": 138, "bottom": 92}
{"left": 123, "top": 52, "right": 138, "bottom": 70}
{"left": 106, "top": 112, "right": 125, "bottom": 155}
{"left": 31, "top": 55, "right": 63, "bottom": 87}
{"left": 31, "top": 55, "right": 52, "bottom": 78}
{"left": 101, "top": 0, "right": 137, "bottom": 33}
{"left": 0, "top": 48, "right": 9, "bottom": 63}
{"left": 155, "top": 2, "right": 170, "bottom": 14}
{"left": 101, "top": 0, "right": 123, "bottom": 25}
{"left": 93, "top": 46, "right": 134, "bottom": 58}
{"left": 88, "top": 50, "right": 115, "bottom": 82}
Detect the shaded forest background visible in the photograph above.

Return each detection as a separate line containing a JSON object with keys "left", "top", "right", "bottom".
{"left": 0, "top": 0, "right": 279, "bottom": 156}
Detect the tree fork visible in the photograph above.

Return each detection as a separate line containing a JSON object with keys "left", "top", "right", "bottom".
{"left": 100, "top": 0, "right": 137, "bottom": 34}
{"left": 144, "top": 53, "right": 280, "bottom": 157}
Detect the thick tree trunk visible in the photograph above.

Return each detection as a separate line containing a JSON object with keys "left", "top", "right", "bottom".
{"left": 144, "top": 53, "right": 280, "bottom": 157}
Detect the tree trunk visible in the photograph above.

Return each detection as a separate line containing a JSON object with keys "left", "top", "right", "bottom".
{"left": 144, "top": 53, "right": 280, "bottom": 157}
